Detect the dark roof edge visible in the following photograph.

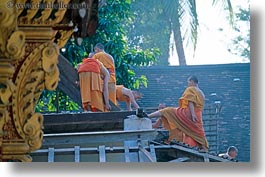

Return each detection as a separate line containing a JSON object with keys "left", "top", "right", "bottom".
{"left": 137, "top": 63, "right": 250, "bottom": 70}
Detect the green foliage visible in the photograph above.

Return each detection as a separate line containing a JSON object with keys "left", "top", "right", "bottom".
{"left": 62, "top": 0, "right": 160, "bottom": 89}
{"left": 126, "top": 0, "right": 199, "bottom": 65}
{"left": 36, "top": 89, "right": 80, "bottom": 113}
{"left": 62, "top": 38, "right": 89, "bottom": 68}
{"left": 228, "top": 3, "right": 250, "bottom": 61}
{"left": 126, "top": 0, "right": 235, "bottom": 66}
{"left": 36, "top": 0, "right": 160, "bottom": 113}
{"left": 126, "top": 0, "right": 171, "bottom": 66}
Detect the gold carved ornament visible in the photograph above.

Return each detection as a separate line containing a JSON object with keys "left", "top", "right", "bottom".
{"left": 1, "top": 0, "right": 73, "bottom": 161}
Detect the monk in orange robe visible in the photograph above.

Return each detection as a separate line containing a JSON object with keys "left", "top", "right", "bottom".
{"left": 147, "top": 76, "right": 209, "bottom": 152}
{"left": 78, "top": 53, "right": 111, "bottom": 112}
{"left": 116, "top": 85, "right": 142, "bottom": 111}
{"left": 93, "top": 43, "right": 117, "bottom": 105}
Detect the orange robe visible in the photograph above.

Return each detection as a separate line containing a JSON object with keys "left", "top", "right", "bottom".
{"left": 93, "top": 52, "right": 116, "bottom": 105}
{"left": 159, "top": 86, "right": 209, "bottom": 148}
{"left": 78, "top": 58, "right": 106, "bottom": 112}
{"left": 116, "top": 85, "right": 130, "bottom": 103}
{"left": 116, "top": 85, "right": 130, "bottom": 105}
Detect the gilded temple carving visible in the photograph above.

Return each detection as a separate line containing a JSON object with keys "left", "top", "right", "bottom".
{"left": 1, "top": 0, "right": 98, "bottom": 161}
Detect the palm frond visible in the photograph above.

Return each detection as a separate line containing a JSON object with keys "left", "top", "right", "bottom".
{"left": 212, "top": 0, "right": 234, "bottom": 26}
{"left": 178, "top": 0, "right": 199, "bottom": 53}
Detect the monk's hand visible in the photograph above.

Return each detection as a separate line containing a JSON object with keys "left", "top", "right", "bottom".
{"left": 191, "top": 114, "right": 197, "bottom": 122}
{"left": 152, "top": 118, "right": 161, "bottom": 128}
{"left": 105, "top": 103, "right": 111, "bottom": 111}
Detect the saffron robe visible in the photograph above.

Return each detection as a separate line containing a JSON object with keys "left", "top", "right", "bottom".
{"left": 93, "top": 52, "right": 116, "bottom": 105}
{"left": 116, "top": 85, "right": 130, "bottom": 104}
{"left": 159, "top": 86, "right": 209, "bottom": 148}
{"left": 78, "top": 58, "right": 106, "bottom": 112}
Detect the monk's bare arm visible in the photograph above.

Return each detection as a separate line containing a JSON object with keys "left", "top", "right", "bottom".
{"left": 122, "top": 87, "right": 139, "bottom": 109}
{"left": 188, "top": 101, "right": 197, "bottom": 122}
{"left": 125, "top": 101, "right": 132, "bottom": 111}
{"left": 101, "top": 66, "right": 111, "bottom": 110}
{"left": 107, "top": 53, "right": 115, "bottom": 65}
{"left": 148, "top": 111, "right": 162, "bottom": 118}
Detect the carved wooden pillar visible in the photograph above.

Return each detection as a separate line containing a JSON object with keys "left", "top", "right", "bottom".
{"left": 0, "top": 0, "right": 74, "bottom": 162}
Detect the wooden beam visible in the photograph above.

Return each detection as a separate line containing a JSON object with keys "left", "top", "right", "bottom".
{"left": 124, "top": 146, "right": 130, "bottom": 162}
{"left": 58, "top": 54, "right": 81, "bottom": 107}
{"left": 169, "top": 157, "right": 190, "bottom": 162}
{"left": 48, "top": 148, "right": 55, "bottom": 162}
{"left": 203, "top": 153, "right": 210, "bottom": 162}
{"left": 99, "top": 145, "right": 106, "bottom": 162}
{"left": 43, "top": 111, "right": 136, "bottom": 133}
{"left": 149, "top": 144, "right": 157, "bottom": 162}
{"left": 42, "top": 129, "right": 157, "bottom": 148}
{"left": 32, "top": 144, "right": 231, "bottom": 162}
{"left": 138, "top": 145, "right": 156, "bottom": 162}
{"left": 74, "top": 146, "right": 80, "bottom": 162}
{"left": 57, "top": 54, "right": 121, "bottom": 111}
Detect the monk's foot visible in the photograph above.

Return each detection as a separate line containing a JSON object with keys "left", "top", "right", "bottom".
{"left": 198, "top": 146, "right": 208, "bottom": 153}
{"left": 143, "top": 111, "right": 149, "bottom": 118}
{"left": 163, "top": 140, "right": 170, "bottom": 145}
{"left": 136, "top": 113, "right": 148, "bottom": 118}
{"left": 136, "top": 108, "right": 149, "bottom": 118}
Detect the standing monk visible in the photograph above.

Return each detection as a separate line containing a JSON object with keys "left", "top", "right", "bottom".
{"left": 78, "top": 52, "right": 111, "bottom": 112}
{"left": 93, "top": 43, "right": 117, "bottom": 105}
{"left": 147, "top": 76, "right": 209, "bottom": 152}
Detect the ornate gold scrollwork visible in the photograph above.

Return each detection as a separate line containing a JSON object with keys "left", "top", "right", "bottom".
{"left": 1, "top": 1, "right": 25, "bottom": 162}
{"left": 36, "top": 0, "right": 56, "bottom": 22}
{"left": 12, "top": 42, "right": 59, "bottom": 152}
{"left": 52, "top": 0, "right": 71, "bottom": 25}
{"left": 42, "top": 43, "right": 60, "bottom": 90}
{"left": 42, "top": 43, "right": 59, "bottom": 73}
{"left": 1, "top": 0, "right": 74, "bottom": 162}
{"left": 0, "top": 108, "right": 8, "bottom": 138}
{"left": 7, "top": 31, "right": 26, "bottom": 59}
{"left": 0, "top": 79, "right": 15, "bottom": 105}
{"left": 3, "top": 154, "right": 32, "bottom": 162}
{"left": 22, "top": 0, "right": 42, "bottom": 22}
{"left": 23, "top": 113, "right": 44, "bottom": 150}
{"left": 16, "top": 0, "right": 28, "bottom": 16}
{"left": 0, "top": 2, "right": 16, "bottom": 28}
{"left": 55, "top": 30, "right": 74, "bottom": 48}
